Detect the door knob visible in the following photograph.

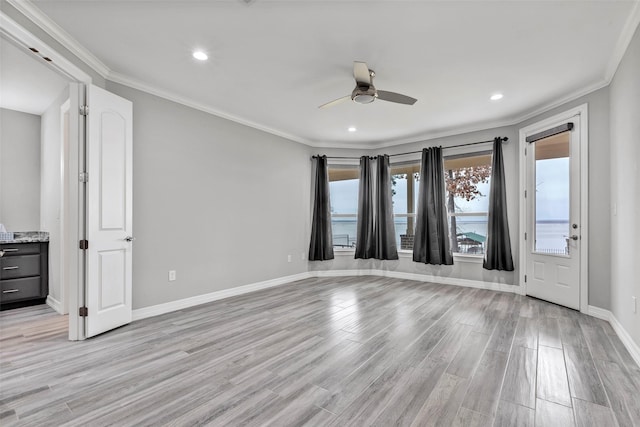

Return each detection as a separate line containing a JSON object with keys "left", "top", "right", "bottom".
{"left": 570, "top": 235, "right": 579, "bottom": 241}
{"left": 124, "top": 236, "right": 135, "bottom": 242}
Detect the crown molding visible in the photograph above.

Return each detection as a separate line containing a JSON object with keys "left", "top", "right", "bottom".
{"left": 5, "top": 0, "right": 110, "bottom": 78}
{"left": 0, "top": 11, "right": 91, "bottom": 83}
{"left": 108, "top": 71, "right": 312, "bottom": 146}
{"left": 605, "top": 0, "right": 640, "bottom": 82}
{"left": 309, "top": 77, "right": 610, "bottom": 150}
{"left": 7, "top": 0, "right": 638, "bottom": 151}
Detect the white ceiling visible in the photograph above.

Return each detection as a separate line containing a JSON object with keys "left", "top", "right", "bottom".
{"left": 0, "top": 35, "right": 68, "bottom": 115}
{"left": 12, "top": 0, "right": 640, "bottom": 147}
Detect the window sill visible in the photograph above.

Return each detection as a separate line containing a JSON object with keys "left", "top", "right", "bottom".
{"left": 401, "top": 250, "right": 484, "bottom": 263}
{"left": 334, "top": 248, "right": 484, "bottom": 263}
{"left": 334, "top": 248, "right": 355, "bottom": 256}
{"left": 453, "top": 253, "right": 484, "bottom": 263}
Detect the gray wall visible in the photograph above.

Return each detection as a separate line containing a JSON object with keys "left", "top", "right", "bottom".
{"left": 309, "top": 126, "right": 518, "bottom": 288}
{"left": 609, "top": 24, "right": 640, "bottom": 348}
{"left": 105, "top": 82, "right": 312, "bottom": 309}
{"left": 518, "top": 87, "right": 611, "bottom": 310}
{"left": 0, "top": 108, "right": 41, "bottom": 231}
{"left": 310, "top": 87, "right": 613, "bottom": 313}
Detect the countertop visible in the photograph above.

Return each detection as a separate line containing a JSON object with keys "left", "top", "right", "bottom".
{"left": 0, "top": 231, "right": 49, "bottom": 244}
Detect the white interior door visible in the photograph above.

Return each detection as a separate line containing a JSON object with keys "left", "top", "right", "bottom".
{"left": 524, "top": 116, "right": 581, "bottom": 309}
{"left": 85, "top": 84, "right": 133, "bottom": 337}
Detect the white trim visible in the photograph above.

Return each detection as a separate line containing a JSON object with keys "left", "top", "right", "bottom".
{"left": 132, "top": 268, "right": 524, "bottom": 322}
{"left": 0, "top": 11, "right": 91, "bottom": 83}
{"left": 310, "top": 269, "right": 524, "bottom": 295}
{"left": 5, "top": 0, "right": 110, "bottom": 78}
{"left": 313, "top": 80, "right": 608, "bottom": 150}
{"left": 107, "top": 72, "right": 311, "bottom": 146}
{"left": 518, "top": 104, "right": 589, "bottom": 313}
{"left": 131, "top": 272, "right": 312, "bottom": 321}
{"left": 605, "top": 0, "right": 640, "bottom": 82}
{"left": 587, "top": 306, "right": 640, "bottom": 369}
{"left": 6, "top": 1, "right": 639, "bottom": 150}
{"left": 1, "top": 11, "right": 88, "bottom": 341}
{"left": 46, "top": 295, "right": 63, "bottom": 314}
{"left": 340, "top": 249, "right": 484, "bottom": 263}
{"left": 587, "top": 305, "right": 610, "bottom": 321}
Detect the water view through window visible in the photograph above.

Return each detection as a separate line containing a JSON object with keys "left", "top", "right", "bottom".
{"left": 534, "top": 133, "right": 571, "bottom": 255}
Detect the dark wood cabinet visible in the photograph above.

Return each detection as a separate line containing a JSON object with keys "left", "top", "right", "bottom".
{"left": 0, "top": 242, "right": 49, "bottom": 308}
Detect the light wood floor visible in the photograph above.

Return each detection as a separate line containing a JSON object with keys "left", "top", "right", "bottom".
{"left": 1, "top": 277, "right": 639, "bottom": 426}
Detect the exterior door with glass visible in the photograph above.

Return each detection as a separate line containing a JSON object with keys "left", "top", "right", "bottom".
{"left": 524, "top": 115, "right": 582, "bottom": 310}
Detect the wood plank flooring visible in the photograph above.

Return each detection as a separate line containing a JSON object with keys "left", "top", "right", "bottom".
{"left": 1, "top": 276, "right": 639, "bottom": 426}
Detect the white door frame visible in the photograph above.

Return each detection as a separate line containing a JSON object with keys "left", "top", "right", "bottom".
{"left": 0, "top": 12, "right": 92, "bottom": 340}
{"left": 518, "top": 104, "right": 589, "bottom": 313}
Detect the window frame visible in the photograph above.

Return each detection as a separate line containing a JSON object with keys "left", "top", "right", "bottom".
{"left": 328, "top": 162, "right": 360, "bottom": 249}
{"left": 444, "top": 149, "right": 493, "bottom": 257}
{"left": 390, "top": 162, "right": 420, "bottom": 252}
{"left": 325, "top": 144, "right": 494, "bottom": 258}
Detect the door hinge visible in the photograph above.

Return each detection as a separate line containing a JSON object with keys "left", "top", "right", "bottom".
{"left": 524, "top": 190, "right": 527, "bottom": 198}
{"left": 524, "top": 232, "right": 527, "bottom": 240}
{"left": 79, "top": 172, "right": 89, "bottom": 183}
{"left": 524, "top": 147, "right": 527, "bottom": 155}
{"left": 80, "top": 105, "right": 89, "bottom": 116}
{"left": 524, "top": 275, "right": 527, "bottom": 283}
{"left": 79, "top": 239, "right": 89, "bottom": 250}
{"left": 79, "top": 306, "right": 88, "bottom": 317}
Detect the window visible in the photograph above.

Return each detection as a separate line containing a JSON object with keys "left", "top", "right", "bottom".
{"left": 391, "top": 163, "right": 420, "bottom": 250}
{"left": 329, "top": 153, "right": 493, "bottom": 254}
{"left": 445, "top": 152, "right": 492, "bottom": 255}
{"left": 329, "top": 167, "right": 359, "bottom": 247}
{"left": 534, "top": 132, "right": 570, "bottom": 255}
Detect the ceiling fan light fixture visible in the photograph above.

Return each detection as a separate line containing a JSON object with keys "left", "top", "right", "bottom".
{"left": 193, "top": 50, "right": 208, "bottom": 61}
{"left": 353, "top": 93, "right": 376, "bottom": 104}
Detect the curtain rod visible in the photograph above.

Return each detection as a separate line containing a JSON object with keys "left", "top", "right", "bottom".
{"left": 312, "top": 137, "right": 508, "bottom": 160}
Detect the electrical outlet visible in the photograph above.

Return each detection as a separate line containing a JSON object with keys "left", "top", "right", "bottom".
{"left": 168, "top": 270, "right": 176, "bottom": 281}
{"left": 633, "top": 296, "right": 637, "bottom": 314}
{"left": 287, "top": 255, "right": 292, "bottom": 263}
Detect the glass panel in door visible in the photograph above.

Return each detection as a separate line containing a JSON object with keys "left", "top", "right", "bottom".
{"left": 533, "top": 132, "right": 570, "bottom": 255}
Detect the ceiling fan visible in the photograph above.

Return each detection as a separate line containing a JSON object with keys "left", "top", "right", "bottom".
{"left": 319, "top": 61, "right": 418, "bottom": 109}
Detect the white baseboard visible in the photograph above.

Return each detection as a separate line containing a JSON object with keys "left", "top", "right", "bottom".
{"left": 132, "top": 272, "right": 312, "bottom": 321}
{"left": 46, "top": 295, "right": 63, "bottom": 314}
{"left": 309, "top": 268, "right": 523, "bottom": 295}
{"left": 588, "top": 305, "right": 640, "bottom": 368}
{"left": 133, "top": 268, "right": 523, "bottom": 322}
{"left": 586, "top": 305, "right": 610, "bottom": 321}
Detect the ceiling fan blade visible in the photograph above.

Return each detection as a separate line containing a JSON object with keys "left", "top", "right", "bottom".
{"left": 353, "top": 61, "right": 371, "bottom": 86}
{"left": 376, "top": 90, "right": 417, "bottom": 105}
{"left": 318, "top": 95, "right": 351, "bottom": 109}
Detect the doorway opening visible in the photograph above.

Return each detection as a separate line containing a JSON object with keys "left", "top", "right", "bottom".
{"left": 519, "top": 104, "right": 589, "bottom": 312}
{"left": 1, "top": 12, "right": 91, "bottom": 339}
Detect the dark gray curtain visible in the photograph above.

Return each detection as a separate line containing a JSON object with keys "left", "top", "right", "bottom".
{"left": 355, "top": 156, "right": 374, "bottom": 258}
{"left": 484, "top": 138, "right": 514, "bottom": 271}
{"left": 355, "top": 156, "right": 398, "bottom": 260}
{"left": 308, "top": 156, "right": 334, "bottom": 261}
{"left": 413, "top": 147, "right": 453, "bottom": 265}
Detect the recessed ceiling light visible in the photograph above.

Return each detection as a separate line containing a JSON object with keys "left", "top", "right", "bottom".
{"left": 193, "top": 51, "right": 208, "bottom": 61}
{"left": 490, "top": 93, "right": 504, "bottom": 101}
{"left": 348, "top": 127, "right": 357, "bottom": 132}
